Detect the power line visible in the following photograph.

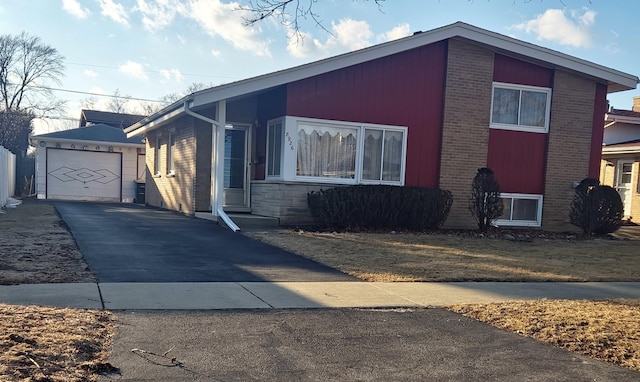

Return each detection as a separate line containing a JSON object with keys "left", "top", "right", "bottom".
{"left": 67, "top": 61, "right": 239, "bottom": 80}
{"left": 33, "top": 85, "right": 165, "bottom": 103}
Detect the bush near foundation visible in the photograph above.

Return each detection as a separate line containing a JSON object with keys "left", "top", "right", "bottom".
{"left": 307, "top": 185, "right": 453, "bottom": 230}
{"left": 569, "top": 178, "right": 623, "bottom": 236}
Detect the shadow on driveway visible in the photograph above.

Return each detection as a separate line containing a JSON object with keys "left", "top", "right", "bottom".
{"left": 54, "top": 202, "right": 356, "bottom": 283}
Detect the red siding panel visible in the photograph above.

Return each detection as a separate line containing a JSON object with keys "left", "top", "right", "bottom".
{"left": 493, "top": 54, "right": 554, "bottom": 88}
{"left": 589, "top": 82, "right": 608, "bottom": 178}
{"left": 487, "top": 129, "right": 547, "bottom": 194}
{"left": 286, "top": 41, "right": 448, "bottom": 187}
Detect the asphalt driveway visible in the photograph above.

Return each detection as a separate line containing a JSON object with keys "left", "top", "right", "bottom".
{"left": 54, "top": 202, "right": 355, "bottom": 283}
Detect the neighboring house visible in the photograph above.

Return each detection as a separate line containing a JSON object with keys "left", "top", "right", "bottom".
{"left": 31, "top": 124, "right": 146, "bottom": 203}
{"left": 125, "top": 22, "right": 638, "bottom": 231}
{"left": 80, "top": 109, "right": 146, "bottom": 129}
{"left": 600, "top": 97, "right": 640, "bottom": 222}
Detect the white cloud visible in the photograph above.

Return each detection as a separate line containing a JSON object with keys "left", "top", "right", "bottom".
{"left": 379, "top": 23, "right": 411, "bottom": 42}
{"left": 119, "top": 61, "right": 148, "bottom": 80}
{"left": 62, "top": 0, "right": 91, "bottom": 19}
{"left": 99, "top": 0, "right": 130, "bottom": 28}
{"left": 136, "top": 0, "right": 183, "bottom": 31}
{"left": 511, "top": 8, "right": 596, "bottom": 48}
{"left": 185, "top": 0, "right": 271, "bottom": 56}
{"left": 160, "top": 68, "right": 183, "bottom": 82}
{"left": 287, "top": 18, "right": 374, "bottom": 58}
{"left": 211, "top": 49, "right": 221, "bottom": 57}
{"left": 83, "top": 70, "right": 98, "bottom": 77}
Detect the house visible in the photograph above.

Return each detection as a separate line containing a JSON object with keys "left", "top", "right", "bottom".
{"left": 31, "top": 124, "right": 146, "bottom": 202}
{"left": 125, "top": 21, "right": 638, "bottom": 231}
{"left": 600, "top": 97, "right": 640, "bottom": 222}
{"left": 80, "top": 109, "right": 146, "bottom": 129}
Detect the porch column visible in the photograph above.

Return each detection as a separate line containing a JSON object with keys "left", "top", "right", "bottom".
{"left": 211, "top": 99, "right": 227, "bottom": 218}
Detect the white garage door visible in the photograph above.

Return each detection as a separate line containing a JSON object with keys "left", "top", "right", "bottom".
{"left": 47, "top": 149, "right": 122, "bottom": 202}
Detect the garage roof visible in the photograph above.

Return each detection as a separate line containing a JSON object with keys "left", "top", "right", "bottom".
{"left": 32, "top": 123, "right": 144, "bottom": 145}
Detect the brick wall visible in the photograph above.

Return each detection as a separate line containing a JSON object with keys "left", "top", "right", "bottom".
{"left": 145, "top": 116, "right": 198, "bottom": 214}
{"left": 251, "top": 181, "right": 333, "bottom": 225}
{"left": 542, "top": 70, "right": 596, "bottom": 231}
{"left": 439, "top": 38, "right": 494, "bottom": 229}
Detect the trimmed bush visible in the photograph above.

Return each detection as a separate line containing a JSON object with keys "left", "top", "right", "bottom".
{"left": 569, "top": 178, "right": 623, "bottom": 236}
{"left": 307, "top": 185, "right": 453, "bottom": 230}
{"left": 468, "top": 167, "right": 503, "bottom": 231}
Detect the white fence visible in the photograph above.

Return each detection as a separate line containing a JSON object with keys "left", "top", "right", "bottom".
{"left": 0, "top": 145, "right": 16, "bottom": 208}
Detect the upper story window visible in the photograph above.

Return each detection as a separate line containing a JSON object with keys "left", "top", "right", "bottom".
{"left": 490, "top": 82, "right": 552, "bottom": 133}
{"left": 269, "top": 116, "right": 407, "bottom": 185}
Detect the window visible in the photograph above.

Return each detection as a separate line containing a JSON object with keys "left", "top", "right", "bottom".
{"left": 496, "top": 193, "right": 543, "bottom": 227}
{"left": 491, "top": 82, "right": 551, "bottom": 133}
{"left": 267, "top": 120, "right": 283, "bottom": 177}
{"left": 167, "top": 132, "right": 175, "bottom": 175}
{"left": 297, "top": 122, "right": 357, "bottom": 179}
{"left": 362, "top": 128, "right": 404, "bottom": 182}
{"left": 283, "top": 117, "right": 407, "bottom": 185}
{"left": 154, "top": 136, "right": 161, "bottom": 176}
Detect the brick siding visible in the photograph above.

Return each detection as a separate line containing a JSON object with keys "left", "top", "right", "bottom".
{"left": 542, "top": 70, "right": 596, "bottom": 231}
{"left": 439, "top": 38, "right": 494, "bottom": 229}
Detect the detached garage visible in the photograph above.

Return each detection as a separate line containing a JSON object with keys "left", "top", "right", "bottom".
{"left": 31, "top": 124, "right": 145, "bottom": 203}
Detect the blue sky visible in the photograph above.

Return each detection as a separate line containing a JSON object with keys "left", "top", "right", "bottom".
{"left": 1, "top": 0, "right": 638, "bottom": 133}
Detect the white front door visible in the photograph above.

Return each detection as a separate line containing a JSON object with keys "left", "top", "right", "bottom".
{"left": 223, "top": 125, "right": 250, "bottom": 212}
{"left": 615, "top": 160, "right": 634, "bottom": 217}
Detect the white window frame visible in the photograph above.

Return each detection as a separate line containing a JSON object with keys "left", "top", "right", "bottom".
{"left": 266, "top": 118, "right": 284, "bottom": 179}
{"left": 279, "top": 116, "right": 407, "bottom": 185}
{"left": 154, "top": 135, "right": 161, "bottom": 176}
{"left": 490, "top": 82, "right": 552, "bottom": 134}
{"left": 495, "top": 193, "right": 543, "bottom": 227}
{"left": 167, "top": 131, "right": 176, "bottom": 176}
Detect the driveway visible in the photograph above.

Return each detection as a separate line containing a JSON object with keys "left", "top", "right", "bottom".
{"left": 54, "top": 202, "right": 355, "bottom": 283}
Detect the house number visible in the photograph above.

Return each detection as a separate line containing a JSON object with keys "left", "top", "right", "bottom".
{"left": 285, "top": 131, "right": 294, "bottom": 151}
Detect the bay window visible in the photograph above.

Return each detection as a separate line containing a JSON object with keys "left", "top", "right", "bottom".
{"left": 491, "top": 82, "right": 551, "bottom": 133}
{"left": 268, "top": 116, "right": 407, "bottom": 185}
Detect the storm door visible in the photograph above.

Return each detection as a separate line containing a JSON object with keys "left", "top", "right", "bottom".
{"left": 615, "top": 160, "right": 633, "bottom": 217}
{"left": 223, "top": 125, "right": 250, "bottom": 212}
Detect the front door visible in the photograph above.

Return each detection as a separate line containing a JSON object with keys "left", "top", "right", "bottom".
{"left": 223, "top": 125, "right": 250, "bottom": 212}
{"left": 615, "top": 160, "right": 633, "bottom": 217}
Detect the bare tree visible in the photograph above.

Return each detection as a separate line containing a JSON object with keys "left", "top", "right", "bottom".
{"left": 0, "top": 31, "right": 65, "bottom": 153}
{"left": 241, "top": 0, "right": 386, "bottom": 38}
{"left": 106, "top": 89, "right": 131, "bottom": 113}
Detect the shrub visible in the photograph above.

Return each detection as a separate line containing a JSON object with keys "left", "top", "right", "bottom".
{"left": 307, "top": 185, "right": 453, "bottom": 230}
{"left": 468, "top": 167, "right": 504, "bottom": 231}
{"left": 569, "top": 178, "right": 623, "bottom": 236}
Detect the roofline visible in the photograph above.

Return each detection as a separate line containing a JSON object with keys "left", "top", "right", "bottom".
{"left": 30, "top": 135, "right": 145, "bottom": 148}
{"left": 602, "top": 145, "right": 640, "bottom": 154}
{"left": 127, "top": 21, "right": 639, "bottom": 136}
{"left": 605, "top": 113, "right": 640, "bottom": 125}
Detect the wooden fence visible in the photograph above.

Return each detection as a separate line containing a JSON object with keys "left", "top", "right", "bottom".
{"left": 0, "top": 145, "right": 16, "bottom": 208}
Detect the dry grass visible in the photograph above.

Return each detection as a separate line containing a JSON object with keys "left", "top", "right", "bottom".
{"left": 0, "top": 303, "right": 115, "bottom": 381}
{"left": 0, "top": 201, "right": 95, "bottom": 285}
{"left": 244, "top": 229, "right": 640, "bottom": 282}
{"left": 448, "top": 299, "right": 640, "bottom": 372}
{"left": 2, "top": 201, "right": 640, "bottom": 378}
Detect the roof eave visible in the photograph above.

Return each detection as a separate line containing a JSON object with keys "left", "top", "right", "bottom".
{"left": 125, "top": 101, "right": 187, "bottom": 138}
{"left": 30, "top": 136, "right": 145, "bottom": 148}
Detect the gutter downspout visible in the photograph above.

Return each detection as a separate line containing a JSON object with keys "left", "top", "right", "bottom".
{"left": 183, "top": 100, "right": 241, "bottom": 232}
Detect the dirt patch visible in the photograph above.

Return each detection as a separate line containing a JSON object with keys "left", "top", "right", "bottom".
{"left": 243, "top": 229, "right": 640, "bottom": 282}
{"left": 0, "top": 303, "right": 115, "bottom": 381}
{"left": 0, "top": 200, "right": 96, "bottom": 285}
{"left": 448, "top": 299, "right": 640, "bottom": 372}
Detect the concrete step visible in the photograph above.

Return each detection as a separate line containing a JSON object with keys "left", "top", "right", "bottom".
{"left": 225, "top": 213, "right": 280, "bottom": 229}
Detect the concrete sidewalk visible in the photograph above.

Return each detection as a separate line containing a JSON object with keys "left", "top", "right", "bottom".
{"left": 1, "top": 281, "right": 640, "bottom": 310}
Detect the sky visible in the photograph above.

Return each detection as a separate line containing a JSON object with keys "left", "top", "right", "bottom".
{"left": 1, "top": 0, "right": 639, "bottom": 134}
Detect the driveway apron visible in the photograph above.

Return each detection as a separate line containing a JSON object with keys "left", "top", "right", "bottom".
{"left": 54, "top": 202, "right": 355, "bottom": 283}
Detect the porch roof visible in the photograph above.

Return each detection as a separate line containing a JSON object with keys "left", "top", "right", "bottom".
{"left": 126, "top": 21, "right": 639, "bottom": 138}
